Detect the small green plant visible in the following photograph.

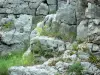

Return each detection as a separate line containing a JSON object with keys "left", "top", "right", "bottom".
{"left": 68, "top": 62, "right": 83, "bottom": 75}
{"left": 3, "top": 22, "right": 13, "bottom": 29}
{"left": 36, "top": 27, "right": 43, "bottom": 35}
{"left": 88, "top": 54, "right": 98, "bottom": 64}
{"left": 22, "top": 52, "right": 34, "bottom": 66}
{"left": 72, "top": 43, "right": 79, "bottom": 51}
{"left": 55, "top": 72, "right": 61, "bottom": 75}
{"left": 33, "top": 40, "right": 54, "bottom": 58}
{"left": 77, "top": 38, "right": 84, "bottom": 44}
{"left": 36, "top": 25, "right": 76, "bottom": 42}
{"left": 88, "top": 54, "right": 100, "bottom": 68}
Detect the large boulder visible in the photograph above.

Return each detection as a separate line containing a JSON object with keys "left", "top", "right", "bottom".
{"left": 88, "top": 19, "right": 100, "bottom": 44}
{"left": 81, "top": 62, "right": 100, "bottom": 75}
{"left": 36, "top": 3, "right": 49, "bottom": 15}
{"left": 57, "top": 0, "right": 87, "bottom": 25}
{"left": 85, "top": 3, "right": 100, "bottom": 18}
{"left": 35, "top": 14, "right": 77, "bottom": 42}
{"left": 0, "top": 14, "right": 32, "bottom": 55}
{"left": 2, "top": 15, "right": 32, "bottom": 44}
{"left": 77, "top": 20, "right": 88, "bottom": 41}
{"left": 9, "top": 65, "right": 57, "bottom": 75}
{"left": 30, "top": 36, "right": 65, "bottom": 52}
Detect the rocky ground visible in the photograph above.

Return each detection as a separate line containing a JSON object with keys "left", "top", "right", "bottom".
{"left": 0, "top": 0, "right": 100, "bottom": 75}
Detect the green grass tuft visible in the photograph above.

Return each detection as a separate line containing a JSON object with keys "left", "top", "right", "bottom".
{"left": 0, "top": 51, "right": 34, "bottom": 75}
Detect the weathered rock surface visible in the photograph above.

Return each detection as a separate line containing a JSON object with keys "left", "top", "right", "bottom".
{"left": 0, "top": 0, "right": 58, "bottom": 21}
{"left": 9, "top": 65, "right": 57, "bottom": 75}
{"left": 0, "top": 15, "right": 32, "bottom": 55}
{"left": 0, "top": 0, "right": 100, "bottom": 75}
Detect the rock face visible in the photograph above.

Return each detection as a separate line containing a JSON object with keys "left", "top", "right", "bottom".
{"left": 0, "top": 0, "right": 100, "bottom": 75}
{"left": 0, "top": 0, "right": 58, "bottom": 20}
{"left": 0, "top": 14, "right": 32, "bottom": 56}
{"left": 9, "top": 65, "right": 57, "bottom": 75}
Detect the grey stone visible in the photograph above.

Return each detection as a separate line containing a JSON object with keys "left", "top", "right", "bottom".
{"left": 78, "top": 51, "right": 89, "bottom": 60}
{"left": 0, "top": 8, "right": 6, "bottom": 13}
{"left": 0, "top": 43, "right": 24, "bottom": 56}
{"left": 0, "top": 15, "right": 32, "bottom": 54}
{"left": 36, "top": 3, "right": 49, "bottom": 15}
{"left": 88, "top": 19, "right": 100, "bottom": 44}
{"left": 58, "top": 0, "right": 67, "bottom": 9}
{"left": 49, "top": 5, "right": 57, "bottom": 14}
{"left": 63, "top": 50, "right": 77, "bottom": 61}
{"left": 47, "top": 0, "right": 56, "bottom": 4}
{"left": 30, "top": 36, "right": 65, "bottom": 51}
{"left": 77, "top": 20, "right": 88, "bottom": 41}
{"left": 0, "top": 14, "right": 6, "bottom": 22}
{"left": 81, "top": 62, "right": 100, "bottom": 75}
{"left": 29, "top": 2, "right": 40, "bottom": 9}
{"left": 85, "top": 3, "right": 100, "bottom": 18}
{"left": 6, "top": 0, "right": 23, "bottom": 4}
{"left": 56, "top": 4, "right": 76, "bottom": 24}
{"left": 57, "top": 0, "right": 86, "bottom": 24}
{"left": 23, "top": 0, "right": 43, "bottom": 2}
{"left": 55, "top": 61, "right": 69, "bottom": 73}
{"left": 9, "top": 65, "right": 57, "bottom": 75}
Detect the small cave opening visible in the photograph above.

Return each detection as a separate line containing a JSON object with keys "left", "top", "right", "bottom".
{"left": 42, "top": 0, "right": 48, "bottom": 4}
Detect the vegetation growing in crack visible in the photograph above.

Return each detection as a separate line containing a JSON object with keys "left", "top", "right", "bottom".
{"left": 2, "top": 22, "right": 13, "bottom": 30}
{"left": 36, "top": 25, "right": 76, "bottom": 42}
{"left": 89, "top": 54, "right": 100, "bottom": 69}
{"left": 68, "top": 62, "right": 84, "bottom": 75}
{"left": 31, "top": 40, "right": 63, "bottom": 64}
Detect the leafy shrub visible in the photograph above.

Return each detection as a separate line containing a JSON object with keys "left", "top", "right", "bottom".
{"left": 68, "top": 62, "right": 83, "bottom": 75}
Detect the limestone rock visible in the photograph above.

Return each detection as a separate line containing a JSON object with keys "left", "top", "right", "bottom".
{"left": 81, "top": 62, "right": 100, "bottom": 75}
{"left": 2, "top": 15, "right": 32, "bottom": 44}
{"left": 85, "top": 3, "right": 100, "bottom": 18}
{"left": 30, "top": 36, "right": 65, "bottom": 52}
{"left": 77, "top": 20, "right": 88, "bottom": 41}
{"left": 9, "top": 65, "right": 57, "bottom": 75}
{"left": 36, "top": 3, "right": 49, "bottom": 15}
{"left": 0, "top": 15, "right": 32, "bottom": 55}
{"left": 47, "top": 0, "right": 56, "bottom": 4}
{"left": 88, "top": 19, "right": 100, "bottom": 44}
